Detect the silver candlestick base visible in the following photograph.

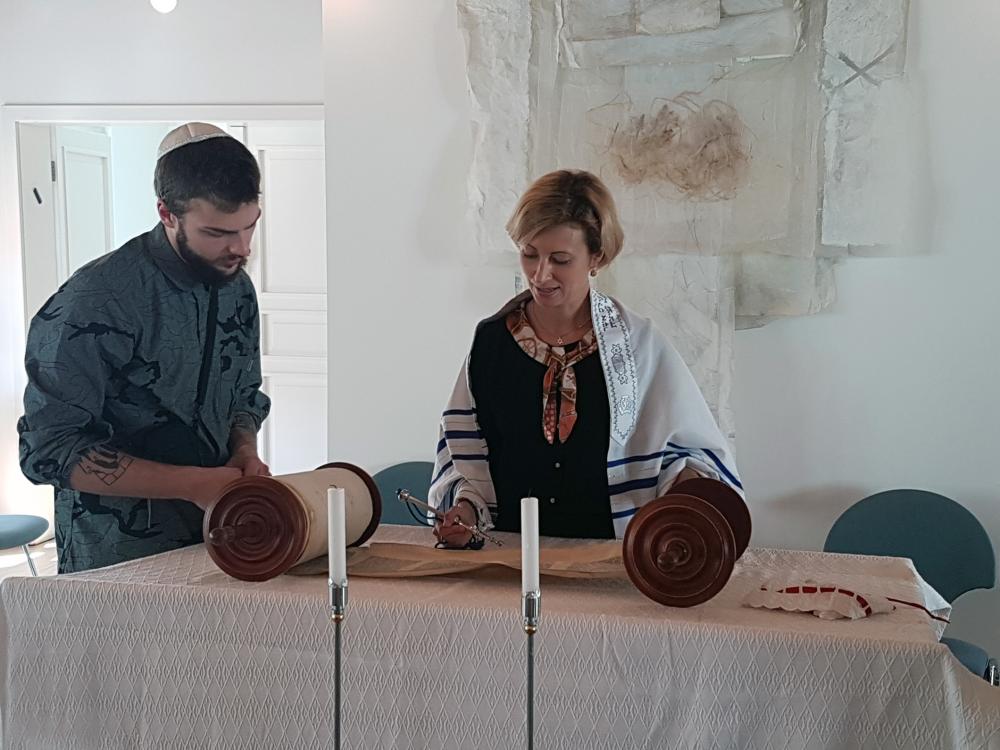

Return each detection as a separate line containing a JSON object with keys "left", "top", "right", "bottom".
{"left": 522, "top": 591, "right": 541, "bottom": 750}
{"left": 330, "top": 579, "right": 348, "bottom": 622}
{"left": 330, "top": 580, "right": 348, "bottom": 749}
{"left": 522, "top": 590, "right": 540, "bottom": 634}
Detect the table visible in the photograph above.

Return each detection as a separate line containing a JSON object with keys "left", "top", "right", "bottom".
{"left": 2, "top": 526, "right": 998, "bottom": 749}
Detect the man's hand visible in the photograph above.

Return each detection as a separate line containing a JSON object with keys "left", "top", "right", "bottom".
{"left": 186, "top": 466, "right": 245, "bottom": 511}
{"left": 226, "top": 445, "right": 271, "bottom": 477}
{"left": 69, "top": 449, "right": 248, "bottom": 512}
{"left": 227, "top": 414, "right": 268, "bottom": 477}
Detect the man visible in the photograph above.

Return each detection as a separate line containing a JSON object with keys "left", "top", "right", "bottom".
{"left": 18, "top": 122, "right": 271, "bottom": 573}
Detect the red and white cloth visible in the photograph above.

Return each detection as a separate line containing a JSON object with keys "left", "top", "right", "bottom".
{"left": 745, "top": 581, "right": 897, "bottom": 620}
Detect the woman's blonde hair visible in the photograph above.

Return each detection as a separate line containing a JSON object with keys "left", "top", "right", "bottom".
{"left": 505, "top": 170, "right": 624, "bottom": 268}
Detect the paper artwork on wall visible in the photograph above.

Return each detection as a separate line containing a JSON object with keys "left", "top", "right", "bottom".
{"left": 457, "top": 0, "right": 918, "bottom": 435}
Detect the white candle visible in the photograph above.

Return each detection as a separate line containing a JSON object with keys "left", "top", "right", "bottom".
{"left": 328, "top": 486, "right": 347, "bottom": 586}
{"left": 521, "top": 496, "right": 539, "bottom": 595}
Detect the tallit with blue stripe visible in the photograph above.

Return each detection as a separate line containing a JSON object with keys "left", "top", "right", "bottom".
{"left": 429, "top": 291, "right": 742, "bottom": 538}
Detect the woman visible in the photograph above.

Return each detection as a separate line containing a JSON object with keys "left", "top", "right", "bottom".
{"left": 430, "top": 170, "right": 741, "bottom": 548}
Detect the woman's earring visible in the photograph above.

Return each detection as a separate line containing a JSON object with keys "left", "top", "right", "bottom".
{"left": 589, "top": 268, "right": 598, "bottom": 278}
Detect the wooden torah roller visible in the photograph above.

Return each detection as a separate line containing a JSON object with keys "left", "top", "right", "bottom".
{"left": 622, "top": 478, "right": 750, "bottom": 607}
{"left": 203, "top": 462, "right": 381, "bottom": 581}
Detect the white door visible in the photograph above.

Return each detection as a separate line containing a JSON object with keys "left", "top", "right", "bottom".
{"left": 244, "top": 123, "right": 328, "bottom": 475}
{"left": 52, "top": 126, "right": 114, "bottom": 281}
{"left": 17, "top": 124, "right": 60, "bottom": 321}
{"left": 19, "top": 125, "right": 114, "bottom": 320}
{"left": 16, "top": 125, "right": 114, "bottom": 540}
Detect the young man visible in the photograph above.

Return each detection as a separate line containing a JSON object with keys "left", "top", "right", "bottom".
{"left": 18, "top": 123, "right": 271, "bottom": 573}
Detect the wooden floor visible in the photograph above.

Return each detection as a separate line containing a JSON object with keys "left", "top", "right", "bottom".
{"left": 0, "top": 540, "right": 58, "bottom": 579}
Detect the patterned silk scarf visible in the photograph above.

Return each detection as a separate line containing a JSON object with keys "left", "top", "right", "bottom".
{"left": 506, "top": 304, "right": 598, "bottom": 444}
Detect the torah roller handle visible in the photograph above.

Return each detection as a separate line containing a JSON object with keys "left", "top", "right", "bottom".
{"left": 203, "top": 462, "right": 382, "bottom": 582}
{"left": 622, "top": 477, "right": 751, "bottom": 607}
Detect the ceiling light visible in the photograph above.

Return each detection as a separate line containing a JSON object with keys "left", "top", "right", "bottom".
{"left": 150, "top": 0, "right": 177, "bottom": 14}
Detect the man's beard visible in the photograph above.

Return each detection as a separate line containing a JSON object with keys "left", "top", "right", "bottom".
{"left": 176, "top": 224, "right": 246, "bottom": 286}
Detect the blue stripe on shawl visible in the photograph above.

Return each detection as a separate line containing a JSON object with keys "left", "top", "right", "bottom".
{"left": 444, "top": 430, "right": 483, "bottom": 440}
{"left": 612, "top": 507, "right": 639, "bottom": 520}
{"left": 667, "top": 442, "right": 742, "bottom": 490}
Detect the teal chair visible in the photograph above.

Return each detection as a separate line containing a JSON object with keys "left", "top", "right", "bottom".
{"left": 372, "top": 461, "right": 436, "bottom": 527}
{"left": 0, "top": 515, "right": 49, "bottom": 576}
{"left": 824, "top": 489, "right": 997, "bottom": 683}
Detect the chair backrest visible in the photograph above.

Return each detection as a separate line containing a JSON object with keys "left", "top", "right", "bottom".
{"left": 824, "top": 489, "right": 996, "bottom": 603}
{"left": 372, "top": 461, "right": 436, "bottom": 527}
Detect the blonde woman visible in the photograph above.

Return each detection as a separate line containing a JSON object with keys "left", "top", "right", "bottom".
{"left": 431, "top": 170, "right": 740, "bottom": 548}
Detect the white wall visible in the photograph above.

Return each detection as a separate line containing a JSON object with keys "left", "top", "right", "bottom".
{"left": 109, "top": 124, "right": 175, "bottom": 247}
{"left": 324, "top": 0, "right": 1000, "bottom": 658}
{"left": 0, "top": 1, "right": 321, "bottom": 105}
{"left": 323, "top": 0, "right": 510, "bottom": 468}
{"left": 734, "top": 1, "right": 1000, "bottom": 656}
{"left": 0, "top": 0, "right": 322, "bottom": 517}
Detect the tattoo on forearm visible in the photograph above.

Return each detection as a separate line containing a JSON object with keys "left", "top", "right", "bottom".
{"left": 80, "top": 447, "right": 133, "bottom": 486}
{"left": 229, "top": 413, "right": 258, "bottom": 449}
{"left": 231, "top": 413, "right": 257, "bottom": 434}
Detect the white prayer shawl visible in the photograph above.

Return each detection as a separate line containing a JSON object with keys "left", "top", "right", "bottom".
{"left": 429, "top": 291, "right": 742, "bottom": 538}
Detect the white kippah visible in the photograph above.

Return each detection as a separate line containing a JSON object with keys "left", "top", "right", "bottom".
{"left": 156, "top": 122, "right": 231, "bottom": 160}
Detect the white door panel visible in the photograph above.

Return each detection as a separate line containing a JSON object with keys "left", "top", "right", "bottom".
{"left": 248, "top": 122, "right": 328, "bottom": 471}
{"left": 247, "top": 122, "right": 325, "bottom": 146}
{"left": 258, "top": 292, "right": 326, "bottom": 312}
{"left": 63, "top": 151, "right": 112, "bottom": 273}
{"left": 258, "top": 150, "right": 326, "bottom": 295}
{"left": 261, "top": 374, "right": 328, "bottom": 476}
{"left": 262, "top": 311, "right": 327, "bottom": 358}
{"left": 17, "top": 124, "right": 59, "bottom": 321}
{"left": 54, "top": 126, "right": 113, "bottom": 279}
{"left": 262, "top": 356, "right": 327, "bottom": 376}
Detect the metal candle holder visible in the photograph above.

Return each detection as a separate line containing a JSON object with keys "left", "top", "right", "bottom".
{"left": 329, "top": 578, "right": 348, "bottom": 748}
{"left": 522, "top": 590, "right": 541, "bottom": 749}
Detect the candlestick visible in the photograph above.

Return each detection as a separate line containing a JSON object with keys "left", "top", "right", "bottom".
{"left": 521, "top": 497, "right": 539, "bottom": 596}
{"left": 328, "top": 487, "right": 347, "bottom": 586}
{"left": 520, "top": 496, "right": 541, "bottom": 750}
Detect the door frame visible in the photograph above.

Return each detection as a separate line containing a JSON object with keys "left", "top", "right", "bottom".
{"left": 2, "top": 104, "right": 322, "bottom": 321}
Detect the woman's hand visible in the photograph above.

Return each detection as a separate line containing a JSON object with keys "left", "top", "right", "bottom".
{"left": 433, "top": 500, "right": 478, "bottom": 548}
{"left": 673, "top": 466, "right": 703, "bottom": 486}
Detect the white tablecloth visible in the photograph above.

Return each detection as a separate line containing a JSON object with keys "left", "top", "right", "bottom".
{"left": 2, "top": 526, "right": 998, "bottom": 749}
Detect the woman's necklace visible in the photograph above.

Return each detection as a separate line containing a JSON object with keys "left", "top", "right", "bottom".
{"left": 527, "top": 303, "right": 592, "bottom": 345}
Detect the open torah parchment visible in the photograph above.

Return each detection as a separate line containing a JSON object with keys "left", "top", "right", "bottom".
{"left": 288, "top": 536, "right": 627, "bottom": 579}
